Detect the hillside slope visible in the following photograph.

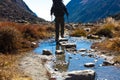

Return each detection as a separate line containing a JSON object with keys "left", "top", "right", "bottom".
{"left": 0, "top": 0, "right": 45, "bottom": 23}
{"left": 66, "top": 0, "right": 120, "bottom": 23}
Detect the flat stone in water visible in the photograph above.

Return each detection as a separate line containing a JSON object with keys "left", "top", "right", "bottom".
{"left": 65, "top": 43, "right": 76, "bottom": 48}
{"left": 64, "top": 70, "right": 95, "bottom": 80}
{"left": 84, "top": 63, "right": 95, "bottom": 67}
{"left": 59, "top": 38, "right": 68, "bottom": 42}
{"left": 78, "top": 48, "right": 87, "bottom": 52}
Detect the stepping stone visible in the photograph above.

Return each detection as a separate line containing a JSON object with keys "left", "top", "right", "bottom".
{"left": 61, "top": 43, "right": 76, "bottom": 48}
{"left": 42, "top": 49, "right": 52, "bottom": 55}
{"left": 84, "top": 63, "right": 95, "bottom": 67}
{"left": 78, "top": 48, "right": 87, "bottom": 52}
{"left": 59, "top": 37, "right": 68, "bottom": 42}
{"left": 65, "top": 43, "right": 76, "bottom": 48}
{"left": 65, "top": 70, "right": 96, "bottom": 80}
{"left": 55, "top": 50, "right": 64, "bottom": 55}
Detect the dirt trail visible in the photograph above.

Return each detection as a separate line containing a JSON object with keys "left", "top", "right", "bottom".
{"left": 19, "top": 52, "right": 51, "bottom": 80}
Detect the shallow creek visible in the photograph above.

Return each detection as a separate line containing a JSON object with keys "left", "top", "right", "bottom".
{"left": 34, "top": 37, "right": 120, "bottom": 80}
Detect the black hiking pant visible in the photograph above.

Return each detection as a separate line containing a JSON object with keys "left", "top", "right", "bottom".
{"left": 55, "top": 16, "right": 64, "bottom": 42}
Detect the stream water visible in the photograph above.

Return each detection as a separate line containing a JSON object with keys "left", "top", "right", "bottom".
{"left": 34, "top": 37, "right": 120, "bottom": 80}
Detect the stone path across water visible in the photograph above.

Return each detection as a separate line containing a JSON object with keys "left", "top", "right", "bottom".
{"left": 19, "top": 37, "right": 118, "bottom": 80}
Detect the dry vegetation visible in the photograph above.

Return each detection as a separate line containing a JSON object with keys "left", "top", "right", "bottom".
{"left": 93, "top": 20, "right": 120, "bottom": 51}
{"left": 70, "top": 28, "right": 87, "bottom": 37}
{"left": 0, "top": 21, "right": 55, "bottom": 80}
{"left": 91, "top": 19, "right": 120, "bottom": 63}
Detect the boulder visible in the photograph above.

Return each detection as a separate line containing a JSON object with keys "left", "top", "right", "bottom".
{"left": 42, "top": 49, "right": 52, "bottom": 55}
{"left": 84, "top": 63, "right": 95, "bottom": 67}
{"left": 64, "top": 70, "right": 95, "bottom": 80}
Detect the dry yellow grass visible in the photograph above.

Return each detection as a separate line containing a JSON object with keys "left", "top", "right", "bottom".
{"left": 70, "top": 28, "right": 86, "bottom": 37}
{"left": 0, "top": 21, "right": 55, "bottom": 80}
{"left": 0, "top": 22, "right": 54, "bottom": 41}
{"left": 0, "top": 53, "right": 32, "bottom": 80}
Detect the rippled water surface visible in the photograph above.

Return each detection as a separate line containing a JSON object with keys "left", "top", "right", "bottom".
{"left": 34, "top": 37, "right": 120, "bottom": 80}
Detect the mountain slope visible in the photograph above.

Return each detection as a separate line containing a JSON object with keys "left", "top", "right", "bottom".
{"left": 0, "top": 0, "right": 45, "bottom": 23}
{"left": 66, "top": 0, "right": 120, "bottom": 23}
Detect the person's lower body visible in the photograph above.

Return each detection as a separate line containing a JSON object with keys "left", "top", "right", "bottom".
{"left": 55, "top": 20, "right": 59, "bottom": 43}
{"left": 55, "top": 17, "right": 65, "bottom": 43}
{"left": 60, "top": 18, "right": 64, "bottom": 38}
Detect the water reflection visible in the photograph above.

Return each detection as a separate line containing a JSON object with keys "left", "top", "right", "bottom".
{"left": 55, "top": 44, "right": 69, "bottom": 72}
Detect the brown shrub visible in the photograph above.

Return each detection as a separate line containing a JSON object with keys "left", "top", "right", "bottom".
{"left": 0, "top": 26, "right": 22, "bottom": 53}
{"left": 95, "top": 23, "right": 115, "bottom": 38}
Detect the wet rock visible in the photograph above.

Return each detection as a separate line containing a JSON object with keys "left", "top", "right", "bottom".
{"left": 55, "top": 50, "right": 64, "bottom": 55}
{"left": 64, "top": 70, "right": 95, "bottom": 80}
{"left": 81, "top": 53, "right": 86, "bottom": 56}
{"left": 59, "top": 38, "right": 68, "bottom": 42}
{"left": 88, "top": 53, "right": 94, "bottom": 58}
{"left": 69, "top": 56, "right": 72, "bottom": 59}
{"left": 60, "top": 42, "right": 76, "bottom": 48}
{"left": 78, "top": 48, "right": 87, "bottom": 52}
{"left": 102, "top": 61, "right": 114, "bottom": 66}
{"left": 60, "top": 42, "right": 76, "bottom": 52}
{"left": 66, "top": 47, "right": 77, "bottom": 53}
{"left": 59, "top": 41, "right": 67, "bottom": 46}
{"left": 88, "top": 49, "right": 96, "bottom": 53}
{"left": 65, "top": 43, "right": 76, "bottom": 48}
{"left": 84, "top": 63, "right": 95, "bottom": 67}
{"left": 42, "top": 49, "right": 52, "bottom": 55}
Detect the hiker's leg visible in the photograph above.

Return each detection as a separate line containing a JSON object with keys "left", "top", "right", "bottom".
{"left": 55, "top": 17, "right": 59, "bottom": 42}
{"left": 61, "top": 17, "right": 64, "bottom": 38}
